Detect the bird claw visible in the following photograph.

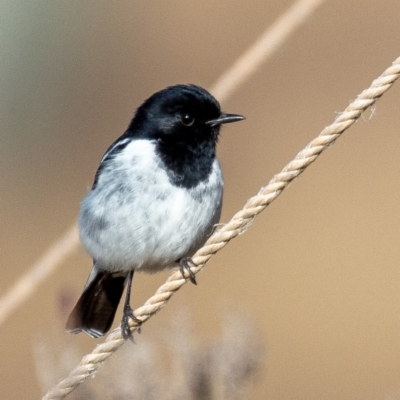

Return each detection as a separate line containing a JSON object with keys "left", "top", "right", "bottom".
{"left": 179, "top": 257, "right": 197, "bottom": 285}
{"left": 121, "top": 305, "right": 142, "bottom": 341}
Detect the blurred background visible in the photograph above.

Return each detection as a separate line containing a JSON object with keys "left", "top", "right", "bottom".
{"left": 2, "top": 0, "right": 400, "bottom": 399}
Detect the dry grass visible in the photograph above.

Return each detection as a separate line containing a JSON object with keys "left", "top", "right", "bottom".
{"left": 35, "top": 304, "right": 265, "bottom": 400}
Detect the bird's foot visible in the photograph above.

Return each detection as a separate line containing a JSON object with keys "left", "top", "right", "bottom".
{"left": 121, "top": 304, "right": 142, "bottom": 342}
{"left": 179, "top": 257, "right": 197, "bottom": 285}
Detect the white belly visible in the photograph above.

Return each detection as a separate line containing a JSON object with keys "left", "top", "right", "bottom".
{"left": 79, "top": 140, "right": 223, "bottom": 272}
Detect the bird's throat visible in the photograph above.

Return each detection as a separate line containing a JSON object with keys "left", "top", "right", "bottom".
{"left": 156, "top": 139, "right": 215, "bottom": 189}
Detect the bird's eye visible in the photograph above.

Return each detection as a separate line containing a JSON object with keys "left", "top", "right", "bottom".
{"left": 181, "top": 114, "right": 195, "bottom": 126}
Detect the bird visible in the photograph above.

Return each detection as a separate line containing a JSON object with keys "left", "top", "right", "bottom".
{"left": 66, "top": 84, "right": 244, "bottom": 339}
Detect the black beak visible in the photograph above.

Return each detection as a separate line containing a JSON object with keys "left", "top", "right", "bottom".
{"left": 206, "top": 113, "right": 245, "bottom": 127}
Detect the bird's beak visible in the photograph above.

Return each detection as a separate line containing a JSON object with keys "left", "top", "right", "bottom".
{"left": 206, "top": 113, "right": 245, "bottom": 127}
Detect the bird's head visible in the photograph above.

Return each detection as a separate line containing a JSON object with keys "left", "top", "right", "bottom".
{"left": 129, "top": 84, "right": 244, "bottom": 145}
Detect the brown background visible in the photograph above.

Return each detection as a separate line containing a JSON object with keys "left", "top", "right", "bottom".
{"left": 3, "top": 0, "right": 400, "bottom": 399}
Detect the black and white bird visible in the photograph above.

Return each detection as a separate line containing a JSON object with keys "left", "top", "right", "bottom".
{"left": 66, "top": 84, "right": 244, "bottom": 339}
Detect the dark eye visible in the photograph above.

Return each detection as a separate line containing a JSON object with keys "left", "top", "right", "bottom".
{"left": 181, "top": 113, "right": 195, "bottom": 126}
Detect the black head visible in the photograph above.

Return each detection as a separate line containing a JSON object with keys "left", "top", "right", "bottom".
{"left": 127, "top": 84, "right": 244, "bottom": 145}
{"left": 121, "top": 84, "right": 244, "bottom": 188}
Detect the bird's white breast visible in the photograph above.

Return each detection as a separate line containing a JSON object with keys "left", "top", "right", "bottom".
{"left": 79, "top": 140, "right": 223, "bottom": 273}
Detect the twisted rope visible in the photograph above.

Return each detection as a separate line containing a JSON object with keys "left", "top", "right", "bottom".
{"left": 43, "top": 57, "right": 400, "bottom": 400}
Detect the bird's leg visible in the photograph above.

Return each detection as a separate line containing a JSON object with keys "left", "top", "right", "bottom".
{"left": 179, "top": 257, "right": 197, "bottom": 285}
{"left": 121, "top": 270, "right": 142, "bottom": 341}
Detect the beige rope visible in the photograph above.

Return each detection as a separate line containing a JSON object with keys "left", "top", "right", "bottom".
{"left": 0, "top": 225, "right": 80, "bottom": 327}
{"left": 212, "top": 0, "right": 325, "bottom": 102}
{"left": 0, "top": 0, "right": 326, "bottom": 329}
{"left": 43, "top": 57, "right": 400, "bottom": 400}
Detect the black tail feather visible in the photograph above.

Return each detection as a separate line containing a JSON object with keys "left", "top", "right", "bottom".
{"left": 66, "top": 270, "right": 128, "bottom": 338}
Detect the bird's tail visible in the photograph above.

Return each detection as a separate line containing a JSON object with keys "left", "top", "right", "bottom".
{"left": 66, "top": 268, "right": 128, "bottom": 338}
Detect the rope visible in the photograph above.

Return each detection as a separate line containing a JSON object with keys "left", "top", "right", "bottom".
{"left": 43, "top": 56, "right": 400, "bottom": 400}
{"left": 0, "top": 225, "right": 80, "bottom": 327}
{"left": 212, "top": 0, "right": 325, "bottom": 102}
